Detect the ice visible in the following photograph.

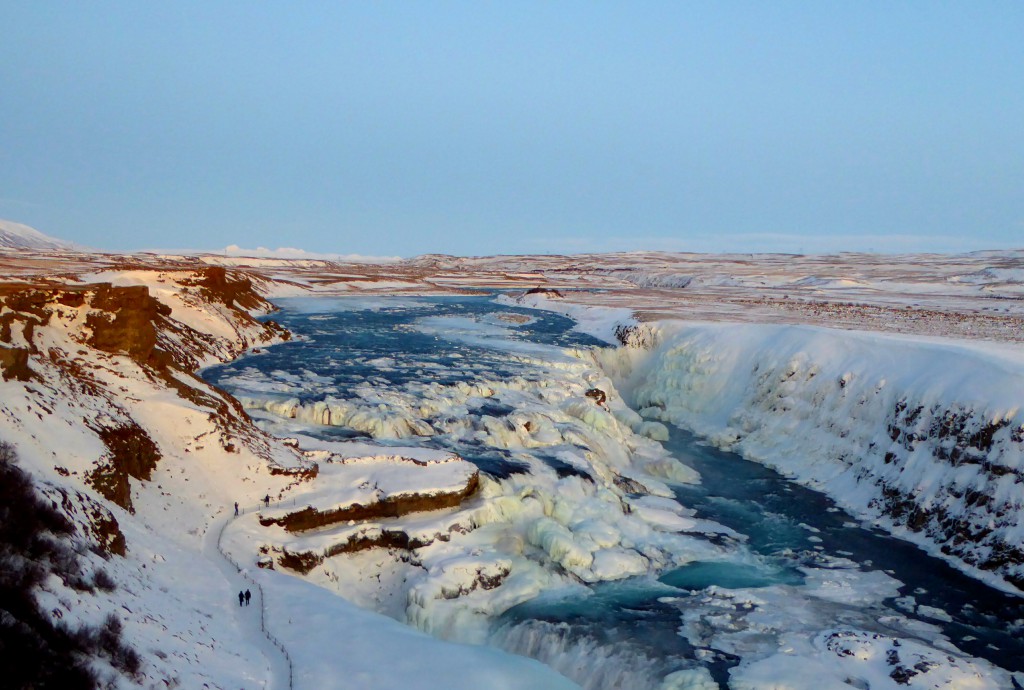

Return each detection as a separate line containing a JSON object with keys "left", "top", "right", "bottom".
{"left": 491, "top": 619, "right": 703, "bottom": 690}
{"left": 592, "top": 320, "right": 1024, "bottom": 592}
{"left": 274, "top": 295, "right": 434, "bottom": 313}
{"left": 528, "top": 517, "right": 597, "bottom": 571}
{"left": 658, "top": 668, "right": 719, "bottom": 690}
{"left": 798, "top": 566, "right": 902, "bottom": 606}
{"left": 731, "top": 629, "right": 1012, "bottom": 690}
{"left": 217, "top": 303, "right": 747, "bottom": 669}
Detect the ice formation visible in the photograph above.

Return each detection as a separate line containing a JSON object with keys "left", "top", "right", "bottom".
{"left": 592, "top": 321, "right": 1024, "bottom": 593}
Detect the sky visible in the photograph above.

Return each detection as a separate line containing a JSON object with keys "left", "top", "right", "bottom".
{"left": 1, "top": 2, "right": 1022, "bottom": 257}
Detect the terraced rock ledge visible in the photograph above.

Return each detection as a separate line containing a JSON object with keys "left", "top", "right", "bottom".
{"left": 253, "top": 448, "right": 482, "bottom": 572}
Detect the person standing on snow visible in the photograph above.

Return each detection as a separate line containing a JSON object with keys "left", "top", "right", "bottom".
{"left": 244, "top": 589, "right": 251, "bottom": 606}
{"left": 238, "top": 590, "right": 244, "bottom": 607}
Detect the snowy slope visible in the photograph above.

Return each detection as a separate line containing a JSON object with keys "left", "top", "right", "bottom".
{"left": 0, "top": 218, "right": 80, "bottom": 250}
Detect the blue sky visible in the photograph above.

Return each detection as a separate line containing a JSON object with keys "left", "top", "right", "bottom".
{"left": 1, "top": 2, "right": 1022, "bottom": 256}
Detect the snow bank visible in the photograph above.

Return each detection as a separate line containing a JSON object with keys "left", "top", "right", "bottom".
{"left": 496, "top": 292, "right": 636, "bottom": 345}
{"left": 255, "top": 568, "right": 581, "bottom": 690}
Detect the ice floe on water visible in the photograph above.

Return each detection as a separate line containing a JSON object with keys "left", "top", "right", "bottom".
{"left": 205, "top": 296, "right": 1024, "bottom": 689}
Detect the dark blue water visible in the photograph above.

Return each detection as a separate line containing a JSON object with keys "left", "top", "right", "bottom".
{"left": 203, "top": 296, "right": 1023, "bottom": 683}
{"left": 205, "top": 296, "right": 603, "bottom": 395}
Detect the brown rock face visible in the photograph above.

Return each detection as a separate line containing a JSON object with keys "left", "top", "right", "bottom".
{"left": 262, "top": 472, "right": 480, "bottom": 533}
{"left": 870, "top": 398, "right": 1024, "bottom": 590}
{"left": 86, "top": 284, "right": 172, "bottom": 365}
{"left": 88, "top": 422, "right": 162, "bottom": 513}
{"left": 278, "top": 528, "right": 436, "bottom": 573}
{"left": 0, "top": 345, "right": 35, "bottom": 381}
{"left": 277, "top": 549, "right": 324, "bottom": 573}
{"left": 192, "top": 266, "right": 263, "bottom": 310}
{"left": 525, "top": 287, "right": 564, "bottom": 298}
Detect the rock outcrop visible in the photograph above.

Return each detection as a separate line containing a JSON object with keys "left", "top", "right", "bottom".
{"left": 261, "top": 471, "right": 479, "bottom": 533}
{"left": 0, "top": 269, "right": 295, "bottom": 522}
{"left": 0, "top": 344, "right": 35, "bottom": 381}
{"left": 87, "top": 422, "right": 162, "bottom": 513}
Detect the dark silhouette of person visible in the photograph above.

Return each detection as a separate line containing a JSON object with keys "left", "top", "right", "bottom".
{"left": 264, "top": 494, "right": 270, "bottom": 507}
{"left": 238, "top": 590, "right": 244, "bottom": 607}
{"left": 234, "top": 501, "right": 239, "bottom": 516}
{"left": 244, "top": 589, "right": 251, "bottom": 606}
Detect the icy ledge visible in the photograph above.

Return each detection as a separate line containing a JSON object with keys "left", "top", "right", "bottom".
{"left": 590, "top": 320, "right": 1024, "bottom": 594}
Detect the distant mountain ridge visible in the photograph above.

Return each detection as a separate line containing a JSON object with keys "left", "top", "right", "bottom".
{"left": 0, "top": 218, "right": 80, "bottom": 250}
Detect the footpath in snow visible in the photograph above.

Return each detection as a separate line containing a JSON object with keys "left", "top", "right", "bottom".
{"left": 204, "top": 509, "right": 292, "bottom": 690}
{"left": 218, "top": 502, "right": 581, "bottom": 690}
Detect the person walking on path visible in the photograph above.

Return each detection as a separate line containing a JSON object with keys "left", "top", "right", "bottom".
{"left": 244, "top": 589, "right": 251, "bottom": 606}
{"left": 234, "top": 501, "right": 239, "bottom": 516}
{"left": 238, "top": 590, "right": 244, "bottom": 607}
{"left": 264, "top": 494, "right": 270, "bottom": 507}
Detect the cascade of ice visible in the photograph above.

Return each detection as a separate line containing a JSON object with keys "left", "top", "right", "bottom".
{"left": 591, "top": 321, "right": 1024, "bottom": 594}
{"left": 489, "top": 619, "right": 718, "bottom": 690}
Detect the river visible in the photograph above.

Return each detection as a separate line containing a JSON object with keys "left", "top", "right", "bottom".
{"left": 203, "top": 295, "right": 1023, "bottom": 689}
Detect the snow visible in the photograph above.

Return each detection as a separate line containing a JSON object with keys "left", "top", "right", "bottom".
{"left": 76, "top": 267, "right": 280, "bottom": 365}
{"left": 731, "top": 630, "right": 1011, "bottom": 690}
{"left": 0, "top": 217, "right": 81, "bottom": 250}
{"left": 215, "top": 294, "right": 1023, "bottom": 688}
{"left": 221, "top": 244, "right": 402, "bottom": 263}
{"left": 591, "top": 320, "right": 1024, "bottom": 593}
{"left": 255, "top": 451, "right": 477, "bottom": 522}
{"left": 496, "top": 292, "right": 636, "bottom": 345}
{"left": 254, "top": 568, "right": 579, "bottom": 690}
{"left": 0, "top": 268, "right": 588, "bottom": 690}
{"left": 668, "top": 566, "right": 1014, "bottom": 689}
{"left": 215, "top": 302, "right": 745, "bottom": 667}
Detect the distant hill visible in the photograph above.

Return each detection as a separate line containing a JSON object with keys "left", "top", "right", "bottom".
{"left": 0, "top": 218, "right": 80, "bottom": 250}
